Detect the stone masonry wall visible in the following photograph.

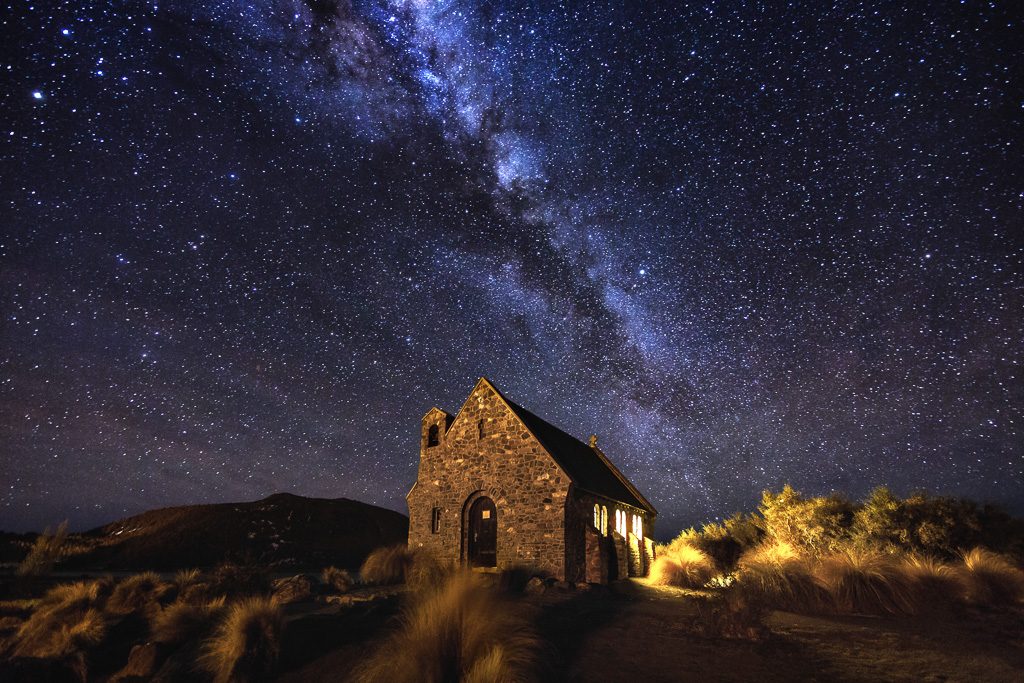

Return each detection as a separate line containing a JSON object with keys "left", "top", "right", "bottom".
{"left": 407, "top": 381, "right": 570, "bottom": 578}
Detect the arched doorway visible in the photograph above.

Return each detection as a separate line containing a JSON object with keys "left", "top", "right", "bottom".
{"left": 466, "top": 496, "right": 497, "bottom": 567}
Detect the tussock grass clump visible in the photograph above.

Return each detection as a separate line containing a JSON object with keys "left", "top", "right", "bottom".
{"left": 107, "top": 571, "right": 173, "bottom": 616}
{"left": 201, "top": 596, "right": 283, "bottom": 683}
{"left": 814, "top": 547, "right": 915, "bottom": 615}
{"left": 360, "top": 545, "right": 414, "bottom": 585}
{"left": 898, "top": 554, "right": 965, "bottom": 611}
{"left": 735, "top": 542, "right": 830, "bottom": 612}
{"left": 321, "top": 566, "right": 354, "bottom": 594}
{"left": 204, "top": 564, "right": 273, "bottom": 600}
{"left": 11, "top": 580, "right": 111, "bottom": 659}
{"left": 174, "top": 568, "right": 202, "bottom": 592}
{"left": 360, "top": 545, "right": 447, "bottom": 589}
{"left": 353, "top": 572, "right": 538, "bottom": 683}
{"left": 957, "top": 547, "right": 1024, "bottom": 605}
{"left": 152, "top": 597, "right": 226, "bottom": 645}
{"left": 697, "top": 585, "right": 770, "bottom": 640}
{"left": 649, "top": 543, "right": 716, "bottom": 588}
{"left": 16, "top": 521, "right": 69, "bottom": 578}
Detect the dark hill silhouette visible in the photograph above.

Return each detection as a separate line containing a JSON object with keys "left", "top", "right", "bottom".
{"left": 59, "top": 493, "right": 408, "bottom": 571}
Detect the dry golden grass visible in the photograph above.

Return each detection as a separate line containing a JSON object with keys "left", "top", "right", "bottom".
{"left": 815, "top": 547, "right": 916, "bottom": 615}
{"left": 360, "top": 544, "right": 414, "bottom": 585}
{"left": 200, "top": 596, "right": 283, "bottom": 683}
{"left": 359, "top": 545, "right": 447, "bottom": 589}
{"left": 352, "top": 572, "right": 538, "bottom": 683}
{"left": 321, "top": 566, "right": 354, "bottom": 593}
{"left": 649, "top": 543, "right": 716, "bottom": 588}
{"left": 106, "top": 571, "right": 173, "bottom": 616}
{"left": 735, "top": 542, "right": 831, "bottom": 612}
{"left": 15, "top": 521, "right": 68, "bottom": 578}
{"left": 11, "top": 580, "right": 110, "bottom": 659}
{"left": 957, "top": 547, "right": 1024, "bottom": 605}
{"left": 898, "top": 554, "right": 966, "bottom": 611}
{"left": 152, "top": 596, "right": 226, "bottom": 645}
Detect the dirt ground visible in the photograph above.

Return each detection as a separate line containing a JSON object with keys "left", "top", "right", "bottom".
{"left": 276, "top": 579, "right": 1024, "bottom": 683}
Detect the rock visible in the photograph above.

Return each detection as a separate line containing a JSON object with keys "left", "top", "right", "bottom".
{"left": 110, "top": 642, "right": 164, "bottom": 682}
{"left": 575, "top": 582, "right": 592, "bottom": 592}
{"left": 553, "top": 580, "right": 572, "bottom": 591}
{"left": 524, "top": 577, "right": 546, "bottom": 594}
{"left": 272, "top": 574, "right": 314, "bottom": 604}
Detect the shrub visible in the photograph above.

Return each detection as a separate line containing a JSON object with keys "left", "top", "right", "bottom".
{"left": 649, "top": 543, "right": 716, "bottom": 588}
{"left": 814, "top": 547, "right": 915, "bottom": 615}
{"left": 957, "top": 547, "right": 1024, "bottom": 605}
{"left": 15, "top": 521, "right": 69, "bottom": 578}
{"left": 735, "top": 542, "right": 830, "bottom": 613}
{"left": 106, "top": 571, "right": 173, "bottom": 616}
{"left": 174, "top": 568, "right": 202, "bottom": 591}
{"left": 759, "top": 486, "right": 854, "bottom": 554}
{"left": 201, "top": 596, "right": 283, "bottom": 683}
{"left": 152, "top": 597, "right": 226, "bottom": 645}
{"left": 352, "top": 572, "right": 538, "bottom": 683}
{"left": 321, "top": 566, "right": 354, "bottom": 594}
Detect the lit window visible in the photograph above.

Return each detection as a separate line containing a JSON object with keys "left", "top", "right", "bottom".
{"left": 601, "top": 506, "right": 608, "bottom": 536}
{"left": 427, "top": 424, "right": 439, "bottom": 447}
{"left": 593, "top": 504, "right": 600, "bottom": 529}
{"left": 431, "top": 507, "right": 441, "bottom": 534}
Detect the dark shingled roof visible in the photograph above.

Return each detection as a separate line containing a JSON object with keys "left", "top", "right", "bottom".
{"left": 504, "top": 399, "right": 656, "bottom": 514}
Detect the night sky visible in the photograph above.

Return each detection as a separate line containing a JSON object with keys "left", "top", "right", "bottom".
{"left": 2, "top": 1, "right": 1021, "bottom": 536}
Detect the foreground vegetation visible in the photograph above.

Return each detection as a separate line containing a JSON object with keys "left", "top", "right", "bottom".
{"left": 651, "top": 486, "right": 1024, "bottom": 623}
{"left": 2, "top": 487, "right": 1022, "bottom": 681}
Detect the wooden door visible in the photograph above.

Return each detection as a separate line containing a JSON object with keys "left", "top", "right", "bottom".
{"left": 467, "top": 497, "right": 497, "bottom": 567}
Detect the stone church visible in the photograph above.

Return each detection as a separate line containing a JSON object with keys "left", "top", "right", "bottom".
{"left": 407, "top": 378, "right": 657, "bottom": 583}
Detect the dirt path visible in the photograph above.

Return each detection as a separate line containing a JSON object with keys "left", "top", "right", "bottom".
{"left": 275, "top": 580, "right": 1024, "bottom": 682}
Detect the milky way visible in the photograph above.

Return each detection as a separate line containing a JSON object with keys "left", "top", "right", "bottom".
{"left": 2, "top": 1, "right": 1021, "bottom": 535}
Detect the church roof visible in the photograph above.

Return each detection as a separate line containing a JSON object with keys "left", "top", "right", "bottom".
{"left": 500, "top": 395, "right": 657, "bottom": 515}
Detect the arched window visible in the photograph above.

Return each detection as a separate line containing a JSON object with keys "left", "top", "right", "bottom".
{"left": 593, "top": 504, "right": 600, "bottom": 529}
{"left": 600, "top": 506, "right": 608, "bottom": 536}
{"left": 427, "top": 424, "right": 439, "bottom": 447}
{"left": 614, "top": 509, "right": 621, "bottom": 536}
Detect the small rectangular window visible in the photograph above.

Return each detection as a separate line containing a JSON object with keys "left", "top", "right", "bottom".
{"left": 431, "top": 507, "right": 441, "bottom": 534}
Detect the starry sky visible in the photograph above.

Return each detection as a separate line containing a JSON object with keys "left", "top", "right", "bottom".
{"left": 1, "top": 1, "right": 1021, "bottom": 536}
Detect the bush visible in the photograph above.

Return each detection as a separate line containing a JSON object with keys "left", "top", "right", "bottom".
{"left": 15, "top": 521, "right": 69, "bottom": 578}
{"left": 321, "top": 566, "right": 354, "bottom": 594}
{"left": 649, "top": 543, "right": 716, "bottom": 588}
{"left": 201, "top": 596, "right": 283, "bottom": 683}
{"left": 957, "top": 547, "right": 1024, "bottom": 605}
{"left": 152, "top": 597, "right": 226, "bottom": 645}
{"left": 759, "top": 486, "right": 855, "bottom": 554}
{"left": 814, "top": 547, "right": 916, "bottom": 615}
{"left": 352, "top": 572, "right": 538, "bottom": 683}
{"left": 735, "top": 542, "right": 830, "bottom": 613}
